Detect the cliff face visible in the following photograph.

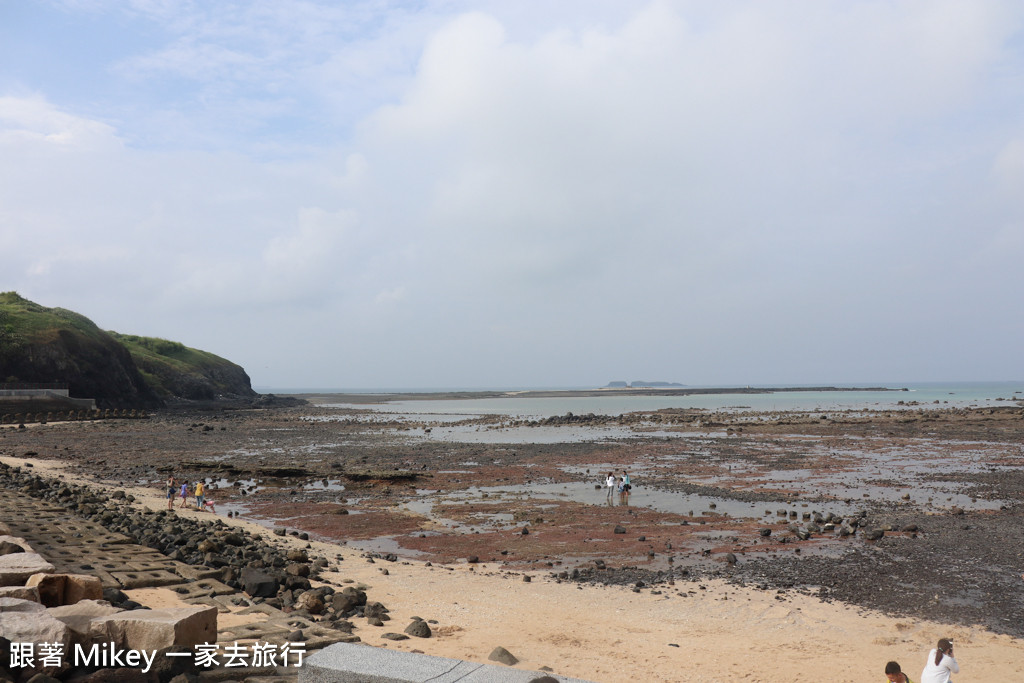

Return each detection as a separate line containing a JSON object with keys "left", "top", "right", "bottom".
{"left": 0, "top": 292, "right": 256, "bottom": 407}
{"left": 0, "top": 293, "right": 162, "bottom": 408}
{"left": 110, "top": 333, "right": 256, "bottom": 402}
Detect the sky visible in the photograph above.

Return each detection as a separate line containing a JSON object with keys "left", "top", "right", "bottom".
{"left": 1, "top": 1, "right": 1023, "bottom": 390}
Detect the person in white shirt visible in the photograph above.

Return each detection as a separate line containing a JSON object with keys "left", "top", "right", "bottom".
{"left": 605, "top": 472, "right": 616, "bottom": 499}
{"left": 920, "top": 638, "right": 958, "bottom": 683}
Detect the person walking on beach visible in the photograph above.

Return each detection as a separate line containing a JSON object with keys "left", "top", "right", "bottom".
{"left": 920, "top": 638, "right": 958, "bottom": 683}
{"left": 194, "top": 480, "right": 205, "bottom": 510}
{"left": 885, "top": 661, "right": 913, "bottom": 682}
{"left": 178, "top": 481, "right": 190, "bottom": 509}
{"left": 606, "top": 472, "right": 616, "bottom": 499}
{"left": 165, "top": 476, "right": 175, "bottom": 510}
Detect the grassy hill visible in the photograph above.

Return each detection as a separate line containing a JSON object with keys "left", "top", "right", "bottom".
{"left": 0, "top": 292, "right": 254, "bottom": 407}
{"left": 110, "top": 333, "right": 255, "bottom": 401}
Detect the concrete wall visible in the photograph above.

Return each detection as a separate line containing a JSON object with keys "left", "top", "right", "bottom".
{"left": 0, "top": 390, "right": 95, "bottom": 410}
{"left": 0, "top": 389, "right": 70, "bottom": 398}
{"left": 300, "top": 642, "right": 595, "bottom": 683}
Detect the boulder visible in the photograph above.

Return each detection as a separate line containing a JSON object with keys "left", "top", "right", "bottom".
{"left": 404, "top": 619, "right": 431, "bottom": 638}
{"left": 488, "top": 646, "right": 519, "bottom": 666}
{"left": 240, "top": 567, "right": 279, "bottom": 598}
{"left": 0, "top": 553, "right": 54, "bottom": 586}
{"left": 331, "top": 592, "right": 359, "bottom": 615}
{"left": 89, "top": 606, "right": 217, "bottom": 651}
{"left": 294, "top": 591, "right": 324, "bottom": 615}
{"left": 363, "top": 601, "right": 388, "bottom": 620}
{"left": 285, "top": 563, "right": 310, "bottom": 577}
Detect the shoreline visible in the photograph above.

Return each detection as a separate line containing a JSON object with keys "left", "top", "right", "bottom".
{"left": 3, "top": 454, "right": 1022, "bottom": 682}
{"left": 2, "top": 402, "right": 1023, "bottom": 681}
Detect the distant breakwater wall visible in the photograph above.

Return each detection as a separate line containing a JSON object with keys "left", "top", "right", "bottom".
{"left": 0, "top": 407, "right": 144, "bottom": 426}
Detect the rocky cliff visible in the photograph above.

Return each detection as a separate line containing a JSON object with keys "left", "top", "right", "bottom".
{"left": 110, "top": 333, "right": 255, "bottom": 402}
{"left": 0, "top": 292, "right": 255, "bottom": 407}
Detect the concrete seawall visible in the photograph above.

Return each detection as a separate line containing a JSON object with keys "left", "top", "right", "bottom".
{"left": 300, "top": 642, "right": 595, "bottom": 683}
{"left": 0, "top": 389, "right": 96, "bottom": 410}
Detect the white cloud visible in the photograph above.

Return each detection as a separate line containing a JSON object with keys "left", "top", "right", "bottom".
{"left": 2, "top": 2, "right": 1023, "bottom": 386}
{"left": 0, "top": 95, "right": 121, "bottom": 149}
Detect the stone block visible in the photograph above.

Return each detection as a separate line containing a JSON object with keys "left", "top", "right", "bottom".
{"left": 26, "top": 573, "right": 65, "bottom": 607}
{"left": 0, "top": 534, "right": 33, "bottom": 554}
{"left": 0, "top": 552, "right": 54, "bottom": 586}
{"left": 109, "top": 569, "right": 183, "bottom": 589}
{"left": 172, "top": 562, "right": 223, "bottom": 581}
{"left": 25, "top": 572, "right": 100, "bottom": 607}
{"left": 0, "top": 598, "right": 71, "bottom": 650}
{"left": 65, "top": 574, "right": 104, "bottom": 604}
{"left": 48, "top": 599, "right": 124, "bottom": 639}
{"left": 0, "top": 596, "right": 46, "bottom": 613}
{"left": 0, "top": 585, "right": 40, "bottom": 602}
{"left": 89, "top": 605, "right": 217, "bottom": 651}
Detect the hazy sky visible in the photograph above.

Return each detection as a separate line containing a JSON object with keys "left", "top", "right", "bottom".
{"left": 2, "top": 1, "right": 1022, "bottom": 389}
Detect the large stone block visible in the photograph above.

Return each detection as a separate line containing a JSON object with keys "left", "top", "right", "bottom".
{"left": 0, "top": 534, "right": 32, "bottom": 554}
{"left": 0, "top": 596, "right": 45, "bottom": 613}
{"left": 0, "top": 598, "right": 71, "bottom": 649}
{"left": 49, "top": 599, "right": 124, "bottom": 640}
{"left": 88, "top": 605, "right": 217, "bottom": 651}
{"left": 0, "top": 552, "right": 54, "bottom": 586}
{"left": 26, "top": 572, "right": 64, "bottom": 607}
{"left": 26, "top": 572, "right": 105, "bottom": 607}
{"left": 0, "top": 585, "right": 40, "bottom": 602}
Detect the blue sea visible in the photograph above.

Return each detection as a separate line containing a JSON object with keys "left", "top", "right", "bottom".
{"left": 290, "top": 381, "right": 1023, "bottom": 419}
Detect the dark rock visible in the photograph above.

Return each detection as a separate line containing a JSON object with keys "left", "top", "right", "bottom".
{"left": 488, "top": 646, "right": 519, "bottom": 666}
{"left": 404, "top": 619, "right": 432, "bottom": 638}
{"left": 240, "top": 567, "right": 279, "bottom": 598}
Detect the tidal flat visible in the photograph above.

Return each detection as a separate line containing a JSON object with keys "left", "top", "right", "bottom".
{"left": 2, "top": 399, "right": 1022, "bottom": 638}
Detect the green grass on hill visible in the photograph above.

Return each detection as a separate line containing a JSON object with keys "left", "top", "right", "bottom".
{"left": 0, "top": 292, "right": 108, "bottom": 365}
{"left": 110, "top": 333, "right": 230, "bottom": 372}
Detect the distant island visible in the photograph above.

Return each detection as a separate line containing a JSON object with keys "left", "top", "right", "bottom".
{"left": 606, "top": 380, "right": 686, "bottom": 388}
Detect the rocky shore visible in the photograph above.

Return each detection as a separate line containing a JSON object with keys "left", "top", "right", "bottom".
{"left": 0, "top": 461, "right": 435, "bottom": 682}
{"left": 1, "top": 400, "right": 1023, "bottom": 680}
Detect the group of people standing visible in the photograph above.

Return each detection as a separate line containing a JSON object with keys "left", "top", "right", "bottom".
{"left": 885, "top": 638, "right": 959, "bottom": 683}
{"left": 604, "top": 470, "right": 631, "bottom": 501}
{"left": 165, "top": 476, "right": 215, "bottom": 513}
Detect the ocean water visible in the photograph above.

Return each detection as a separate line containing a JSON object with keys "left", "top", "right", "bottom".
{"left": 314, "top": 382, "right": 1023, "bottom": 419}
